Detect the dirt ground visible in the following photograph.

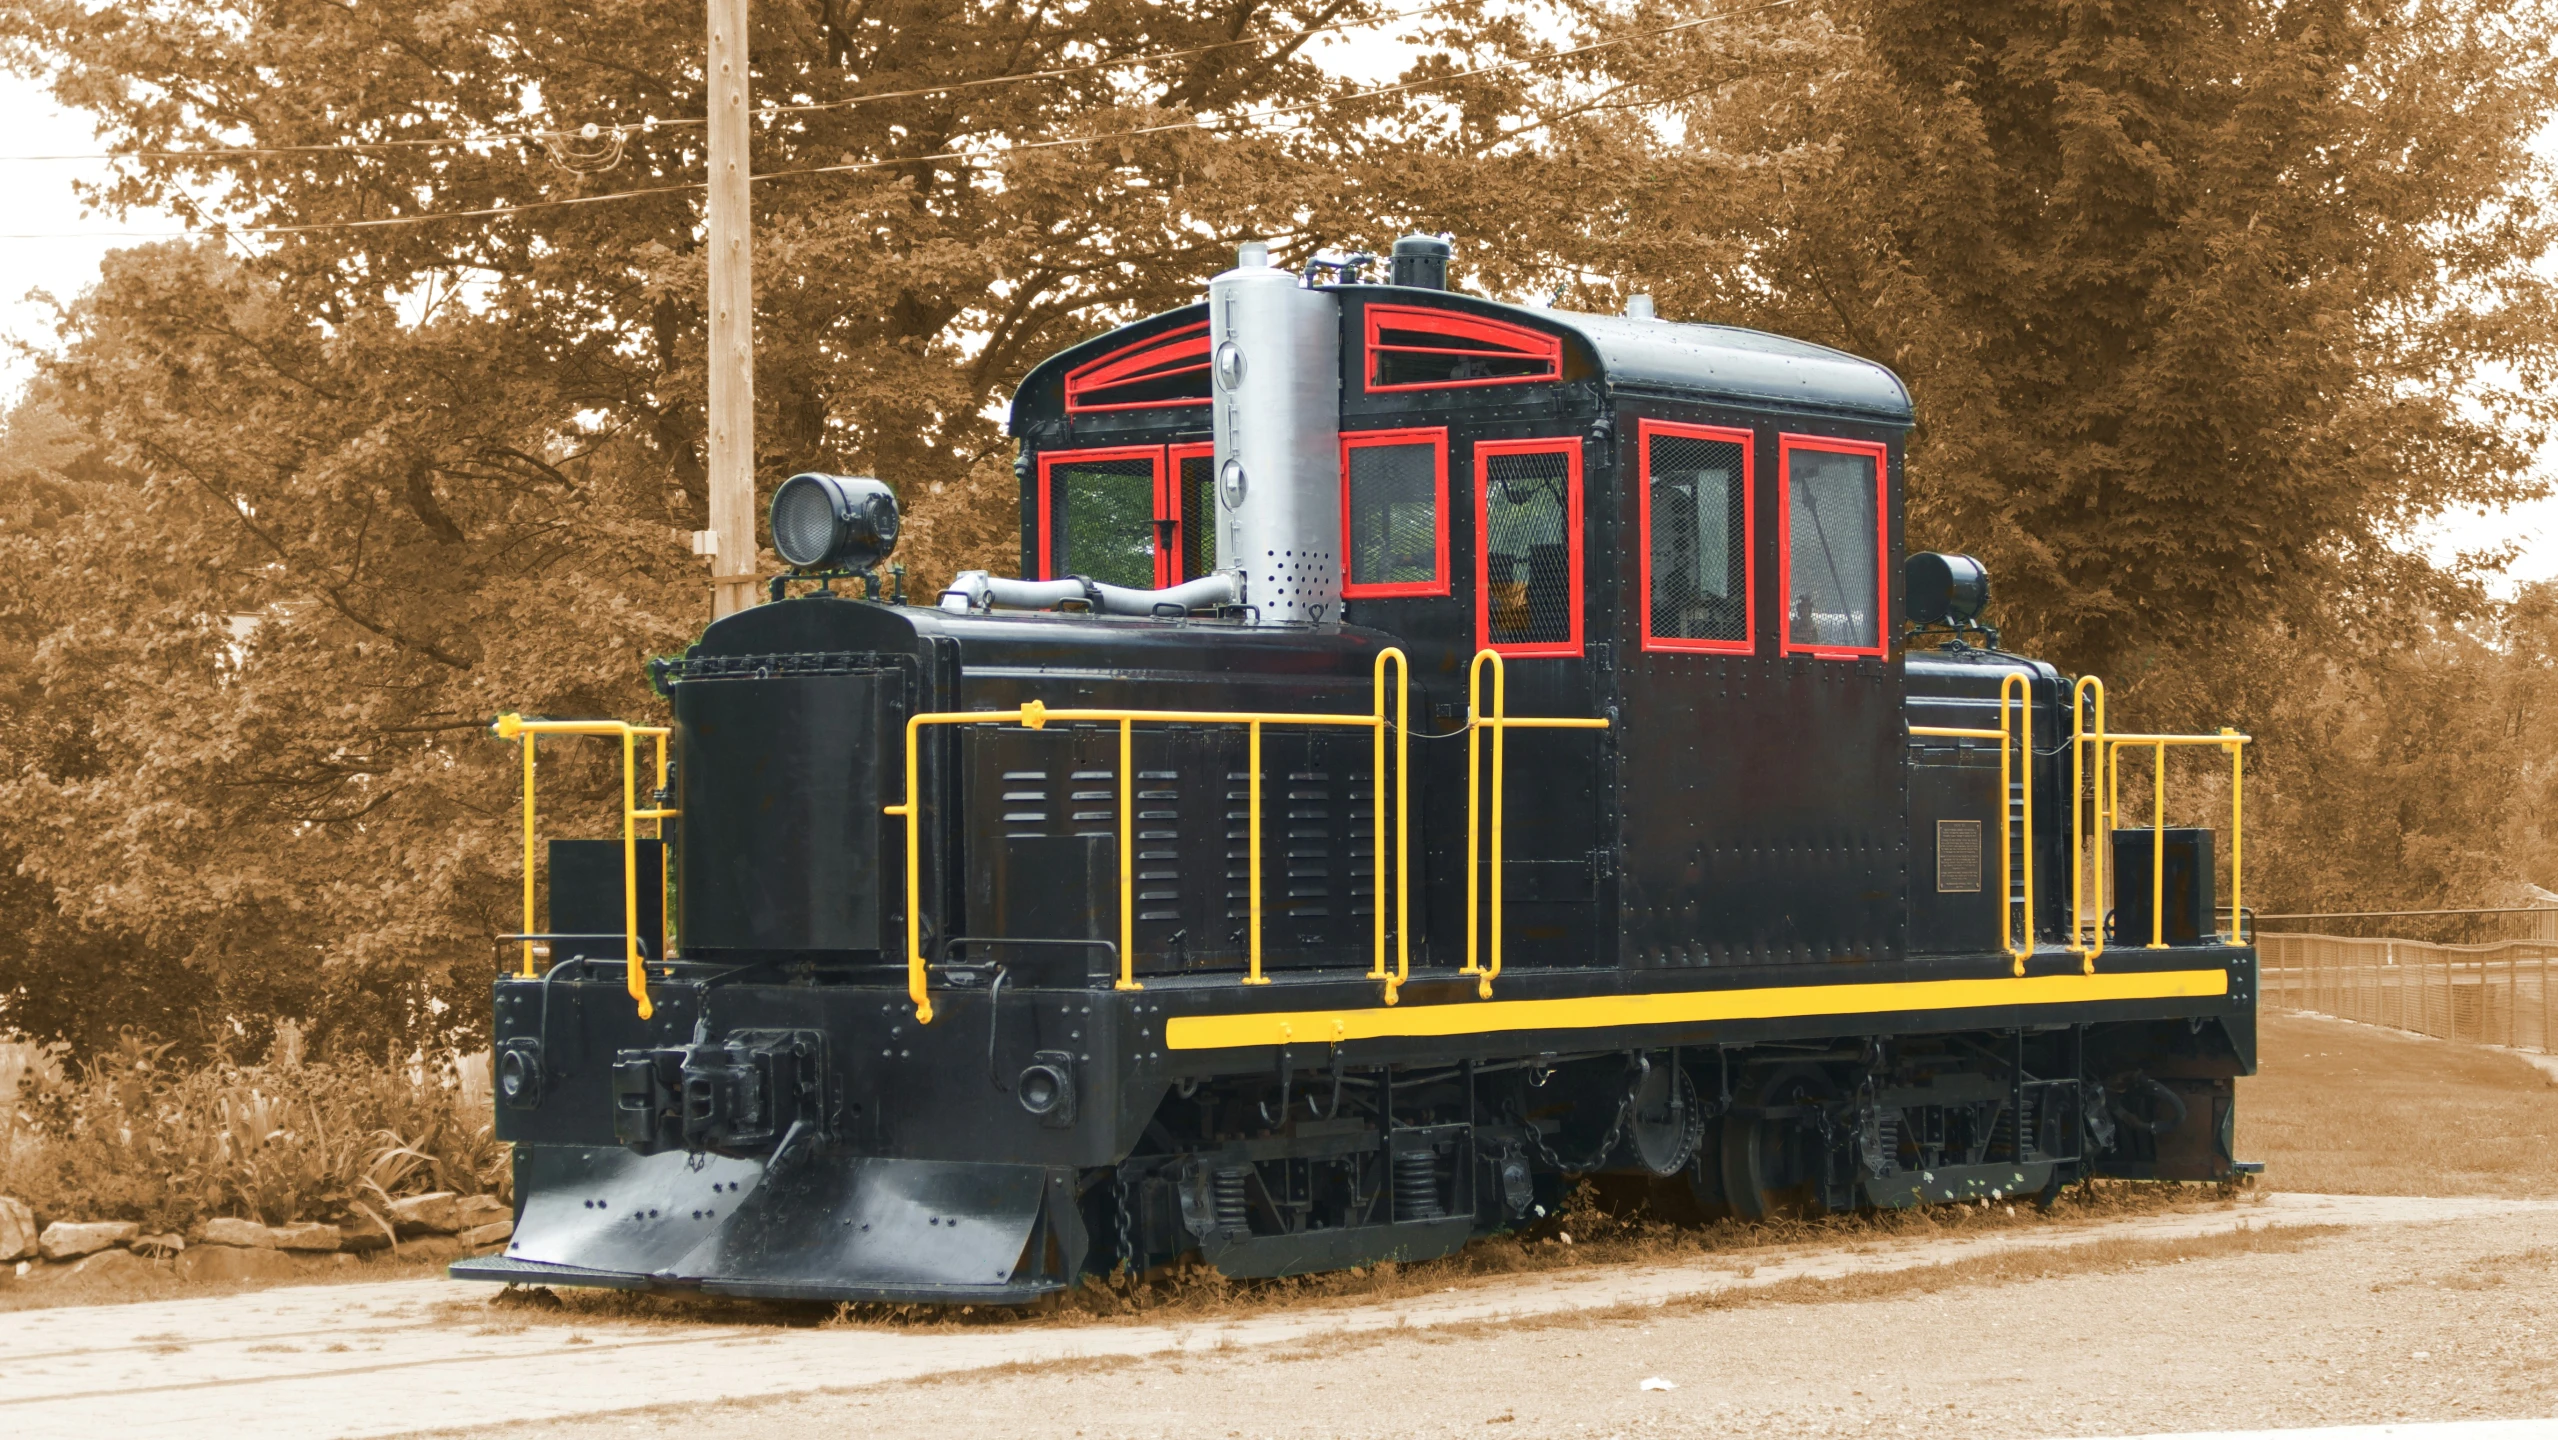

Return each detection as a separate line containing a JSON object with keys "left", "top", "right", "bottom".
{"left": 421, "top": 1205, "right": 2558, "bottom": 1440}
{"left": 2242, "top": 1011, "right": 2558, "bottom": 1196}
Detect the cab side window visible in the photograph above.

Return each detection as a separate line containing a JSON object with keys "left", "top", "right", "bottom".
{"left": 1476, "top": 438, "right": 1583, "bottom": 656}
{"left": 1341, "top": 428, "right": 1449, "bottom": 597}
{"left": 1038, "top": 447, "right": 1163, "bottom": 589}
{"left": 1640, "top": 421, "right": 1752, "bottom": 653}
{"left": 1779, "top": 436, "right": 1888, "bottom": 657}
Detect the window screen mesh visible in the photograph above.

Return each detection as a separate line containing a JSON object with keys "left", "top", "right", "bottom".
{"left": 1482, "top": 448, "right": 1575, "bottom": 648}
{"left": 1346, "top": 441, "right": 1440, "bottom": 588}
{"left": 1048, "top": 457, "right": 1157, "bottom": 589}
{"left": 1177, "top": 451, "right": 1216, "bottom": 582}
{"left": 1786, "top": 448, "right": 1880, "bottom": 650}
{"left": 1646, "top": 432, "right": 1746, "bottom": 644}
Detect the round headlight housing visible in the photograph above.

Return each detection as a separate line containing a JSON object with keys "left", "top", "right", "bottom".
{"left": 770, "top": 473, "right": 901, "bottom": 572}
{"left": 1904, "top": 552, "right": 1990, "bottom": 627}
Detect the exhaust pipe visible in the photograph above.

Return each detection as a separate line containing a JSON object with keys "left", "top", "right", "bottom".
{"left": 939, "top": 570, "right": 1241, "bottom": 618}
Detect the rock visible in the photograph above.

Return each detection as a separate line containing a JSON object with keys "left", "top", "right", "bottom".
{"left": 340, "top": 1227, "right": 393, "bottom": 1254}
{"left": 133, "top": 1232, "right": 185, "bottom": 1258}
{"left": 0, "top": 1197, "right": 36, "bottom": 1263}
{"left": 177, "top": 1244, "right": 303, "bottom": 1284}
{"left": 0, "top": 1197, "right": 35, "bottom": 1262}
{"left": 269, "top": 1222, "right": 341, "bottom": 1252}
{"left": 39, "top": 1220, "right": 138, "bottom": 1261}
{"left": 396, "top": 1234, "right": 469, "bottom": 1264}
{"left": 65, "top": 1247, "right": 157, "bottom": 1283}
{"left": 195, "top": 1217, "right": 275, "bottom": 1249}
{"left": 388, "top": 1191, "right": 459, "bottom": 1236}
{"left": 451, "top": 1194, "right": 511, "bottom": 1231}
{"left": 458, "top": 1219, "right": 514, "bottom": 1251}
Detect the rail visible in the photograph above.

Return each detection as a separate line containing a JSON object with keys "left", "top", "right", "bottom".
{"left": 489, "top": 715, "right": 678, "bottom": 1019}
{"left": 890, "top": 649, "right": 1416, "bottom": 1024}
{"left": 2262, "top": 932, "right": 2555, "bottom": 1052}
{"left": 1907, "top": 674, "right": 2250, "bottom": 971}
{"left": 1462, "top": 650, "right": 1613, "bottom": 997}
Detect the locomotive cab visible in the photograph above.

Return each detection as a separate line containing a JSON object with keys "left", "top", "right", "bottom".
{"left": 463, "top": 239, "right": 2257, "bottom": 1306}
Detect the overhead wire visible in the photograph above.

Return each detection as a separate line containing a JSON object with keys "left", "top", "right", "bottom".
{"left": 0, "top": 0, "right": 1483, "bottom": 163}
{"left": 0, "top": 0, "right": 1802, "bottom": 242}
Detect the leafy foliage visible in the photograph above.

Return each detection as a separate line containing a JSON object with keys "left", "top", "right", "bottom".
{"left": 1, "top": 0, "right": 2556, "bottom": 1054}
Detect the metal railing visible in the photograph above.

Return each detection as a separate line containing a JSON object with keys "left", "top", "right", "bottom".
{"left": 490, "top": 715, "right": 678, "bottom": 1019}
{"left": 1906, "top": 673, "right": 2251, "bottom": 971}
{"left": 2262, "top": 932, "right": 2556, "bottom": 1052}
{"left": 890, "top": 647, "right": 1610, "bottom": 1024}
{"left": 890, "top": 649, "right": 1417, "bottom": 1024}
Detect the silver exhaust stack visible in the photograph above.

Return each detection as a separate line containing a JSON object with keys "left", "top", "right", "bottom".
{"left": 1211, "top": 243, "right": 1342, "bottom": 625}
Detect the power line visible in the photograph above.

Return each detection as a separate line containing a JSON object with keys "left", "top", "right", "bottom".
{"left": 0, "top": 0, "right": 1802, "bottom": 242}
{"left": 0, "top": 0, "right": 1480, "bottom": 164}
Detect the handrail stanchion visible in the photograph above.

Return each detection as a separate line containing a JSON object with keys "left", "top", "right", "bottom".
{"left": 1371, "top": 648, "right": 1410, "bottom": 1005}
{"left": 2151, "top": 738, "right": 2168, "bottom": 949}
{"left": 2224, "top": 726, "right": 2244, "bottom": 943}
{"left": 1999, "top": 670, "right": 2033, "bottom": 975}
{"left": 1118, "top": 718, "right": 1139, "bottom": 992}
{"left": 1464, "top": 652, "right": 1496, "bottom": 985}
{"left": 2071, "top": 676, "right": 2106, "bottom": 972}
{"left": 519, "top": 731, "right": 537, "bottom": 979}
{"left": 1247, "top": 720, "right": 1268, "bottom": 985}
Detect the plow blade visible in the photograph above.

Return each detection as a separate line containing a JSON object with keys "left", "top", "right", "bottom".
{"left": 450, "top": 1143, "right": 1082, "bottom": 1305}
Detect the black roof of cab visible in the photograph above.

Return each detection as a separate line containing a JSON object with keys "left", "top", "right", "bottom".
{"left": 1009, "top": 288, "right": 1913, "bottom": 436}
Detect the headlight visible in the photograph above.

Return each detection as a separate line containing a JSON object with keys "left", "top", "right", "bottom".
{"left": 1904, "top": 552, "right": 1990, "bottom": 627}
{"left": 770, "top": 473, "right": 900, "bottom": 572}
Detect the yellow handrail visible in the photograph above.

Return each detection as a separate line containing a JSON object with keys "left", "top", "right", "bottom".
{"left": 2070, "top": 676, "right": 2108, "bottom": 971}
{"left": 1370, "top": 649, "right": 1412, "bottom": 1005}
{"left": 1908, "top": 669, "right": 2033, "bottom": 973}
{"left": 886, "top": 651, "right": 1414, "bottom": 1024}
{"left": 490, "top": 714, "right": 677, "bottom": 1019}
{"left": 1462, "top": 650, "right": 1612, "bottom": 999}
{"left": 1917, "top": 679, "right": 2249, "bottom": 964}
{"left": 2101, "top": 730, "right": 2251, "bottom": 948}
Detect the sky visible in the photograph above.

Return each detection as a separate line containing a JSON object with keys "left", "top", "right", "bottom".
{"left": 5, "top": 66, "right": 2558, "bottom": 592}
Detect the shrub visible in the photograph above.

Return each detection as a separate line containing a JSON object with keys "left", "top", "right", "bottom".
{"left": 0, "top": 1025, "right": 503, "bottom": 1232}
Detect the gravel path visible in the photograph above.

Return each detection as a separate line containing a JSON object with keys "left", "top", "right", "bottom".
{"left": 0, "top": 1192, "right": 2545, "bottom": 1440}
{"left": 431, "top": 1196, "right": 2558, "bottom": 1440}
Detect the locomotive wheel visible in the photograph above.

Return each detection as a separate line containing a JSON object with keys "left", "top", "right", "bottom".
{"left": 1716, "top": 1111, "right": 1787, "bottom": 1222}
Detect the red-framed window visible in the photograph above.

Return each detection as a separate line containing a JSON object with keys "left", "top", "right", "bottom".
{"left": 1167, "top": 442, "right": 1217, "bottom": 583}
{"left": 1340, "top": 428, "right": 1450, "bottom": 598}
{"left": 1062, "top": 322, "right": 1211, "bottom": 413}
{"left": 1475, "top": 437, "right": 1584, "bottom": 657}
{"left": 1037, "top": 446, "right": 1167, "bottom": 589}
{"left": 1364, "top": 305, "right": 1563, "bottom": 393}
{"left": 1777, "top": 434, "right": 1890, "bottom": 659}
{"left": 1638, "top": 420, "right": 1754, "bottom": 655}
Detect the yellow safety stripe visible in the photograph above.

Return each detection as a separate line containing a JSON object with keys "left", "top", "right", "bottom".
{"left": 1162, "top": 968, "right": 2231, "bottom": 1051}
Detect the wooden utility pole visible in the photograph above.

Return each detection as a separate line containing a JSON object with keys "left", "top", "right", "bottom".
{"left": 705, "top": 0, "right": 758, "bottom": 618}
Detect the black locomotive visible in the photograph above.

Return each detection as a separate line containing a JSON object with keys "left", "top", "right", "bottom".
{"left": 459, "top": 235, "right": 2255, "bottom": 1304}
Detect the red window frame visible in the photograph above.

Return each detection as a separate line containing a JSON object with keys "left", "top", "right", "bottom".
{"left": 1339, "top": 427, "right": 1451, "bottom": 599}
{"left": 1364, "top": 304, "right": 1564, "bottom": 394}
{"left": 1035, "top": 445, "right": 1169, "bottom": 585}
{"left": 1166, "top": 442, "right": 1216, "bottom": 583}
{"left": 1637, "top": 419, "right": 1756, "bottom": 656}
{"left": 1062, "top": 322, "right": 1211, "bottom": 414}
{"left": 1474, "top": 437, "right": 1585, "bottom": 658}
{"left": 1776, "top": 434, "right": 1891, "bottom": 660}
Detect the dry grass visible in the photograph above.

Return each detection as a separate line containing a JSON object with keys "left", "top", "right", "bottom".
{"left": 0, "top": 1026, "right": 504, "bottom": 1235}
{"left": 2242, "top": 1010, "right": 2558, "bottom": 1196}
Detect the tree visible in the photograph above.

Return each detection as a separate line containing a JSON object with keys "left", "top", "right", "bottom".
{"left": 0, "top": 0, "right": 1554, "bottom": 1051}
